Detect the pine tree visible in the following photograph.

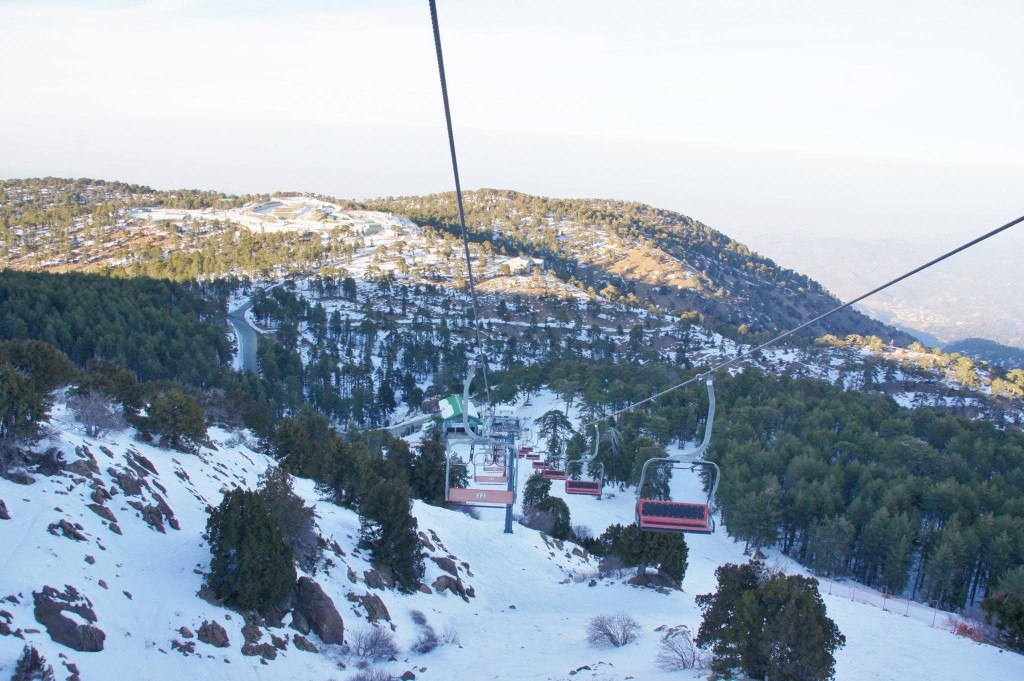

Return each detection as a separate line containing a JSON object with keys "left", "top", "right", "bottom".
{"left": 359, "top": 477, "right": 424, "bottom": 592}
{"left": 696, "top": 561, "right": 845, "bottom": 680}
{"left": 532, "top": 496, "right": 572, "bottom": 540}
{"left": 206, "top": 489, "right": 296, "bottom": 613}
{"left": 522, "top": 471, "right": 552, "bottom": 511}
{"left": 146, "top": 388, "right": 207, "bottom": 452}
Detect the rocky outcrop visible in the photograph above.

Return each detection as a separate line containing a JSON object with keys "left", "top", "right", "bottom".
{"left": 293, "top": 577, "right": 344, "bottom": 645}
{"left": 0, "top": 499, "right": 9, "bottom": 520}
{"left": 32, "top": 585, "right": 105, "bottom": 652}
{"left": 47, "top": 519, "right": 87, "bottom": 542}
{"left": 292, "top": 633, "right": 318, "bottom": 653}
{"left": 346, "top": 592, "right": 391, "bottom": 623}
{"left": 85, "top": 503, "right": 117, "bottom": 523}
{"left": 431, "top": 575, "right": 468, "bottom": 600}
{"left": 197, "top": 620, "right": 230, "bottom": 648}
{"left": 431, "top": 556, "right": 459, "bottom": 577}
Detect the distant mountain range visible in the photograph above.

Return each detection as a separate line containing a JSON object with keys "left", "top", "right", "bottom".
{"left": 735, "top": 231, "right": 1024, "bottom": 349}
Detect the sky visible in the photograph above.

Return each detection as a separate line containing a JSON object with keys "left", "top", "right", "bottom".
{"left": 1, "top": 0, "right": 1022, "bottom": 254}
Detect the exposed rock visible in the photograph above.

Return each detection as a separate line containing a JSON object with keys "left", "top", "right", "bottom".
{"left": 363, "top": 569, "right": 387, "bottom": 591}
{"left": 84, "top": 555, "right": 95, "bottom": 565}
{"left": 97, "top": 581, "right": 107, "bottom": 590}
{"left": 417, "top": 584, "right": 432, "bottom": 595}
{"left": 289, "top": 610, "right": 310, "bottom": 635}
{"left": 33, "top": 448, "right": 67, "bottom": 476}
{"left": 197, "top": 620, "right": 230, "bottom": 648}
{"left": 0, "top": 609, "right": 12, "bottom": 636}
{"left": 418, "top": 531, "right": 436, "bottom": 552}
{"left": 89, "top": 488, "right": 109, "bottom": 504}
{"left": 67, "top": 451, "right": 99, "bottom": 477}
{"left": 292, "top": 633, "right": 318, "bottom": 653}
{"left": 400, "top": 672, "right": 416, "bottom": 680}
{"left": 61, "top": 660, "right": 81, "bottom": 681}
{"left": 151, "top": 492, "right": 180, "bottom": 530}
{"left": 346, "top": 567, "right": 358, "bottom": 584}
{"left": 179, "top": 626, "right": 194, "bottom": 639}
{"left": 241, "top": 642, "right": 277, "bottom": 660}
{"left": 85, "top": 503, "right": 117, "bottom": 523}
{"left": 197, "top": 584, "right": 221, "bottom": 607}
{"left": 98, "top": 446, "right": 116, "bottom": 459}
{"left": 431, "top": 556, "right": 459, "bottom": 577}
{"left": 627, "top": 569, "right": 680, "bottom": 590}
{"left": 293, "top": 577, "right": 344, "bottom": 645}
{"left": 107, "top": 468, "right": 144, "bottom": 497}
{"left": 48, "top": 519, "right": 86, "bottom": 542}
{"left": 241, "top": 622, "right": 262, "bottom": 646}
{"left": 171, "top": 639, "right": 196, "bottom": 655}
{"left": 108, "top": 523, "right": 122, "bottom": 535}
{"left": 1, "top": 468, "right": 35, "bottom": 485}
{"left": 431, "top": 575, "right": 467, "bottom": 600}
{"left": 126, "top": 451, "right": 158, "bottom": 477}
{"left": 32, "top": 585, "right": 105, "bottom": 652}
{"left": 0, "top": 499, "right": 9, "bottom": 520}
{"left": 137, "top": 503, "right": 167, "bottom": 533}
{"left": 271, "top": 633, "right": 288, "bottom": 650}
{"left": 466, "top": 586, "right": 476, "bottom": 598}
{"left": 358, "top": 593, "right": 391, "bottom": 623}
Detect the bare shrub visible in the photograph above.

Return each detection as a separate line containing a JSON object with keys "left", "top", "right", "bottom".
{"left": 411, "top": 625, "right": 441, "bottom": 654}
{"left": 573, "top": 524, "right": 593, "bottom": 542}
{"left": 408, "top": 609, "right": 428, "bottom": 627}
{"left": 586, "top": 613, "right": 642, "bottom": 648}
{"left": 597, "top": 554, "right": 629, "bottom": 578}
{"left": 350, "top": 625, "right": 400, "bottom": 661}
{"left": 440, "top": 625, "right": 460, "bottom": 645}
{"left": 68, "top": 390, "right": 126, "bottom": 438}
{"left": 12, "top": 644, "right": 55, "bottom": 681}
{"left": 347, "top": 670, "right": 394, "bottom": 681}
{"left": 656, "top": 628, "right": 706, "bottom": 671}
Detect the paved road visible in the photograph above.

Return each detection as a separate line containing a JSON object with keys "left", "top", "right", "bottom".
{"left": 228, "top": 299, "right": 259, "bottom": 374}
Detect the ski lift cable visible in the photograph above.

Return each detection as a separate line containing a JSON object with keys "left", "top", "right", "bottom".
{"left": 580, "top": 212, "right": 1024, "bottom": 429}
{"left": 428, "top": 0, "right": 491, "bottom": 401}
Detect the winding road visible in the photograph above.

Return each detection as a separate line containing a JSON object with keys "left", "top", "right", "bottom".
{"left": 227, "top": 299, "right": 260, "bottom": 374}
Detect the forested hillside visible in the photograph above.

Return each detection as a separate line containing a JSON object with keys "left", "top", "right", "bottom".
{"left": 1, "top": 177, "right": 1022, "bottom": 650}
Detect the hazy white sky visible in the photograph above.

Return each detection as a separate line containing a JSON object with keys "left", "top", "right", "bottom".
{"left": 1, "top": 0, "right": 1021, "bottom": 249}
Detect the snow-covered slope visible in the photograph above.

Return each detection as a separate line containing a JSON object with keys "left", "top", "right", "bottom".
{"left": 2, "top": 395, "right": 1022, "bottom": 680}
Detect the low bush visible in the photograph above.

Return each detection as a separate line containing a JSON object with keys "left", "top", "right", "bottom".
{"left": 586, "top": 613, "right": 641, "bottom": 648}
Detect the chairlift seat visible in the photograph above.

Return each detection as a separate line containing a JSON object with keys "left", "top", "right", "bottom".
{"left": 542, "top": 469, "right": 566, "bottom": 480}
{"left": 565, "top": 479, "right": 602, "bottom": 496}
{"left": 637, "top": 500, "right": 713, "bottom": 534}
{"left": 531, "top": 460, "right": 551, "bottom": 469}
{"left": 448, "top": 488, "right": 514, "bottom": 505}
{"left": 474, "top": 474, "right": 508, "bottom": 484}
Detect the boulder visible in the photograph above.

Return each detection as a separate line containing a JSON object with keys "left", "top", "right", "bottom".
{"left": 32, "top": 585, "right": 105, "bottom": 652}
{"left": 431, "top": 575, "right": 467, "bottom": 599}
{"left": 430, "top": 556, "right": 459, "bottom": 577}
{"left": 292, "top": 634, "right": 317, "bottom": 653}
{"left": 293, "top": 577, "right": 344, "bottom": 645}
{"left": 85, "top": 503, "right": 117, "bottom": 523}
{"left": 197, "top": 620, "right": 230, "bottom": 648}
{"left": 0, "top": 499, "right": 9, "bottom": 520}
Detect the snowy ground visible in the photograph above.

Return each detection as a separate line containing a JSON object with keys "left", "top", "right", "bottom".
{"left": 1, "top": 393, "right": 1022, "bottom": 680}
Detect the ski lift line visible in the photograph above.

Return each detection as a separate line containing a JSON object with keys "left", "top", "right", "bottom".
{"left": 427, "top": 0, "right": 491, "bottom": 400}
{"left": 580, "top": 212, "right": 1024, "bottom": 429}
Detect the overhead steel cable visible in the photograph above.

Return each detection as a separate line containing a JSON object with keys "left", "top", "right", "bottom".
{"left": 428, "top": 0, "right": 491, "bottom": 401}
{"left": 581, "top": 212, "right": 1024, "bottom": 429}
